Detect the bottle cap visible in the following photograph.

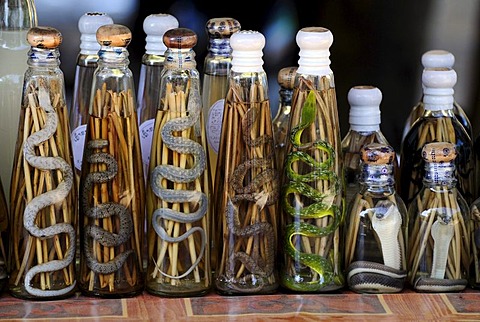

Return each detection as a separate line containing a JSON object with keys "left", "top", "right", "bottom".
{"left": 361, "top": 143, "right": 395, "bottom": 165}
{"left": 422, "top": 142, "right": 457, "bottom": 163}
{"left": 27, "top": 26, "right": 62, "bottom": 49}
{"left": 79, "top": 12, "right": 113, "bottom": 55}
{"left": 347, "top": 85, "right": 382, "bottom": 131}
{"left": 163, "top": 27, "right": 197, "bottom": 49}
{"left": 96, "top": 24, "right": 132, "bottom": 48}
{"left": 231, "top": 30, "right": 265, "bottom": 73}
{"left": 206, "top": 17, "right": 241, "bottom": 39}
{"left": 422, "top": 67, "right": 456, "bottom": 110}
{"left": 144, "top": 13, "right": 179, "bottom": 55}
{"left": 296, "top": 27, "right": 333, "bottom": 76}
{"left": 277, "top": 66, "right": 297, "bottom": 89}
{"left": 422, "top": 49, "right": 455, "bottom": 69}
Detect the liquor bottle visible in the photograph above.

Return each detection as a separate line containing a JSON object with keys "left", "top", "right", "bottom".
{"left": 407, "top": 142, "right": 470, "bottom": 292}
{"left": 279, "top": 27, "right": 345, "bottom": 293}
{"left": 213, "top": 30, "right": 279, "bottom": 295}
{"left": 0, "top": 0, "right": 37, "bottom": 204}
{"left": 399, "top": 67, "right": 475, "bottom": 208}
{"left": 137, "top": 13, "right": 178, "bottom": 179}
{"left": 146, "top": 28, "right": 211, "bottom": 297}
{"left": 9, "top": 26, "right": 77, "bottom": 300}
{"left": 78, "top": 24, "right": 145, "bottom": 298}
{"left": 344, "top": 143, "right": 407, "bottom": 294}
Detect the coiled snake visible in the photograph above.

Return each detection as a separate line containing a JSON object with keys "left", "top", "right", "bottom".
{"left": 150, "top": 85, "right": 207, "bottom": 279}
{"left": 23, "top": 85, "right": 76, "bottom": 297}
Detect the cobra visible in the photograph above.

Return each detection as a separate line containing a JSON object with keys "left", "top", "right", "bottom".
{"left": 23, "top": 85, "right": 76, "bottom": 297}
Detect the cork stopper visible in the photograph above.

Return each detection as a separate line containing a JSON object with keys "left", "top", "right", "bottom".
{"left": 231, "top": 30, "right": 265, "bottom": 73}
{"left": 206, "top": 17, "right": 241, "bottom": 38}
{"left": 78, "top": 12, "right": 113, "bottom": 55}
{"left": 143, "top": 13, "right": 178, "bottom": 55}
{"left": 27, "top": 26, "right": 62, "bottom": 49}
{"left": 422, "top": 67, "right": 456, "bottom": 111}
{"left": 296, "top": 27, "right": 333, "bottom": 76}
{"left": 422, "top": 142, "right": 457, "bottom": 163}
{"left": 422, "top": 49, "right": 455, "bottom": 69}
{"left": 163, "top": 28, "right": 197, "bottom": 49}
{"left": 347, "top": 85, "right": 382, "bottom": 131}
{"left": 360, "top": 143, "right": 395, "bottom": 165}
{"left": 96, "top": 24, "right": 132, "bottom": 47}
{"left": 277, "top": 67, "right": 297, "bottom": 89}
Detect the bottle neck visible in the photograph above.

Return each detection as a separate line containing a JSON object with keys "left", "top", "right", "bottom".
{"left": 98, "top": 47, "right": 130, "bottom": 67}
{"left": 423, "top": 161, "right": 456, "bottom": 189}
{"left": 278, "top": 88, "right": 293, "bottom": 106}
{"left": 27, "top": 47, "right": 60, "bottom": 67}
{"left": 207, "top": 38, "right": 232, "bottom": 57}
{"left": 360, "top": 163, "right": 395, "bottom": 192}
{"left": 164, "top": 48, "right": 196, "bottom": 70}
{"left": 2, "top": 0, "right": 37, "bottom": 30}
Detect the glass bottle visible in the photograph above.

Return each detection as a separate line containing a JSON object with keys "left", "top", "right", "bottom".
{"left": 70, "top": 12, "right": 113, "bottom": 184}
{"left": 213, "top": 30, "right": 279, "bottom": 295}
{"left": 470, "top": 196, "right": 480, "bottom": 289}
{"left": 202, "top": 17, "right": 241, "bottom": 188}
{"left": 78, "top": 24, "right": 145, "bottom": 298}
{"left": 0, "top": 178, "right": 7, "bottom": 291}
{"left": 8, "top": 26, "right": 77, "bottom": 300}
{"left": 272, "top": 66, "right": 296, "bottom": 175}
{"left": 137, "top": 13, "right": 178, "bottom": 180}
{"left": 145, "top": 27, "right": 211, "bottom": 297}
{"left": 402, "top": 49, "right": 473, "bottom": 140}
{"left": 279, "top": 27, "right": 345, "bottom": 292}
{"left": 399, "top": 67, "right": 475, "bottom": 208}
{"left": 0, "top": 0, "right": 37, "bottom": 205}
{"left": 407, "top": 142, "right": 470, "bottom": 292}
{"left": 342, "top": 86, "right": 397, "bottom": 207}
{"left": 344, "top": 143, "right": 407, "bottom": 294}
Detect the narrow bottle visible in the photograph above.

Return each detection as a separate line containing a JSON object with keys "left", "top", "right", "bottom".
{"left": 70, "top": 12, "right": 113, "bottom": 183}
{"left": 202, "top": 17, "right": 241, "bottom": 188}
{"left": 272, "top": 66, "right": 296, "bottom": 174}
{"left": 8, "top": 26, "right": 77, "bottom": 300}
{"left": 0, "top": 0, "right": 37, "bottom": 205}
{"left": 146, "top": 28, "right": 211, "bottom": 297}
{"left": 0, "top": 179, "right": 8, "bottom": 291}
{"left": 402, "top": 49, "right": 473, "bottom": 140}
{"left": 342, "top": 86, "right": 397, "bottom": 206}
{"left": 213, "top": 30, "right": 279, "bottom": 295}
{"left": 344, "top": 143, "right": 407, "bottom": 294}
{"left": 399, "top": 67, "right": 475, "bottom": 208}
{"left": 279, "top": 27, "right": 345, "bottom": 292}
{"left": 137, "top": 13, "right": 178, "bottom": 180}
{"left": 78, "top": 24, "right": 145, "bottom": 298}
{"left": 407, "top": 142, "right": 470, "bottom": 292}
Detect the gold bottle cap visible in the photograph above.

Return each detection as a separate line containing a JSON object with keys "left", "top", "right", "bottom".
{"left": 163, "top": 28, "right": 197, "bottom": 49}
{"left": 360, "top": 143, "right": 395, "bottom": 165}
{"left": 27, "top": 26, "right": 62, "bottom": 49}
{"left": 422, "top": 142, "right": 457, "bottom": 163}
{"left": 96, "top": 24, "right": 132, "bottom": 47}
{"left": 277, "top": 66, "right": 297, "bottom": 89}
{"left": 206, "top": 17, "right": 241, "bottom": 38}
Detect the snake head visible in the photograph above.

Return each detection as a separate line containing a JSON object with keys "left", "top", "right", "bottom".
{"left": 373, "top": 200, "right": 395, "bottom": 221}
{"left": 289, "top": 90, "right": 317, "bottom": 148}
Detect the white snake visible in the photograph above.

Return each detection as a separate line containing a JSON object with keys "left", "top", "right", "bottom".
{"left": 23, "top": 85, "right": 76, "bottom": 297}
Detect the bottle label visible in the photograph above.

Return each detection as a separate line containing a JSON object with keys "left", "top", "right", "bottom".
{"left": 71, "top": 124, "right": 87, "bottom": 171}
{"left": 139, "top": 118, "right": 155, "bottom": 166}
{"left": 206, "top": 99, "right": 225, "bottom": 154}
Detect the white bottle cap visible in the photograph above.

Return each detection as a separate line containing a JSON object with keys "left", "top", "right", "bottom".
{"left": 422, "top": 67, "right": 456, "bottom": 111}
{"left": 231, "top": 30, "right": 265, "bottom": 73}
{"left": 422, "top": 50, "right": 455, "bottom": 69}
{"left": 296, "top": 27, "right": 333, "bottom": 76}
{"left": 347, "top": 86, "right": 382, "bottom": 132}
{"left": 79, "top": 12, "right": 113, "bottom": 55}
{"left": 144, "top": 13, "right": 179, "bottom": 55}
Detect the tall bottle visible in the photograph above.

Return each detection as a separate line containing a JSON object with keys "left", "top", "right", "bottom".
{"left": 402, "top": 49, "right": 473, "bottom": 140}
{"left": 78, "top": 24, "right": 145, "bottom": 298}
{"left": 407, "top": 142, "right": 470, "bottom": 292}
{"left": 202, "top": 17, "right": 240, "bottom": 188}
{"left": 137, "top": 13, "right": 178, "bottom": 180}
{"left": 344, "top": 143, "right": 407, "bottom": 294}
{"left": 70, "top": 12, "right": 113, "bottom": 184}
{"left": 0, "top": 0, "right": 37, "bottom": 204}
{"left": 8, "top": 26, "right": 77, "bottom": 300}
{"left": 279, "top": 27, "right": 345, "bottom": 292}
{"left": 342, "top": 86, "right": 397, "bottom": 206}
{"left": 146, "top": 28, "right": 211, "bottom": 297}
{"left": 399, "top": 67, "right": 475, "bottom": 208}
{"left": 213, "top": 30, "right": 279, "bottom": 295}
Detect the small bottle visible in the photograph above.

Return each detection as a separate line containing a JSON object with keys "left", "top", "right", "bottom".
{"left": 341, "top": 86, "right": 397, "bottom": 206}
{"left": 137, "top": 13, "right": 178, "bottom": 179}
{"left": 407, "top": 142, "right": 470, "bottom": 292}
{"left": 402, "top": 50, "right": 473, "bottom": 140}
{"left": 213, "top": 30, "right": 279, "bottom": 295}
{"left": 399, "top": 68, "right": 475, "bottom": 208}
{"left": 272, "top": 66, "right": 296, "bottom": 174}
{"left": 279, "top": 27, "right": 345, "bottom": 292}
{"left": 9, "top": 26, "right": 77, "bottom": 300}
{"left": 146, "top": 28, "right": 211, "bottom": 297}
{"left": 78, "top": 24, "right": 145, "bottom": 298}
{"left": 70, "top": 12, "right": 114, "bottom": 183}
{"left": 344, "top": 143, "right": 407, "bottom": 294}
{"left": 0, "top": 179, "right": 8, "bottom": 292}
{"left": 202, "top": 17, "right": 241, "bottom": 188}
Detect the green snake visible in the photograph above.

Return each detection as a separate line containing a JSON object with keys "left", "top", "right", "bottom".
{"left": 281, "top": 90, "right": 343, "bottom": 292}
